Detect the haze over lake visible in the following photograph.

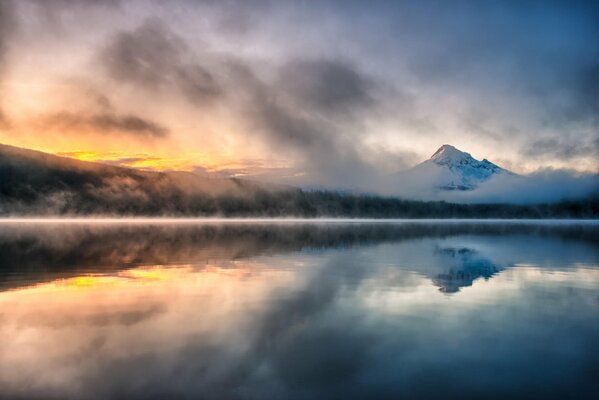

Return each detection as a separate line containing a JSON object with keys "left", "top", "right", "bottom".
{"left": 0, "top": 221, "right": 597, "bottom": 399}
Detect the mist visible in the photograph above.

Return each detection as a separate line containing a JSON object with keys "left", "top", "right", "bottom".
{"left": 390, "top": 168, "right": 599, "bottom": 204}
{"left": 449, "top": 169, "right": 599, "bottom": 204}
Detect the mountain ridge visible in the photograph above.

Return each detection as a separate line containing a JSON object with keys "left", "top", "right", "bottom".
{"left": 0, "top": 142, "right": 304, "bottom": 215}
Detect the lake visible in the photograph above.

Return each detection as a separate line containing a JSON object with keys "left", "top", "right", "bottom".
{"left": 0, "top": 220, "right": 598, "bottom": 399}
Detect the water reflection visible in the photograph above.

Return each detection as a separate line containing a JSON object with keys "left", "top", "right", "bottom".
{"left": 0, "top": 222, "right": 598, "bottom": 399}
{"left": 431, "top": 247, "right": 503, "bottom": 293}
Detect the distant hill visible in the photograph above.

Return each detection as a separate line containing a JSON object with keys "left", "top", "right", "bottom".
{"left": 0, "top": 143, "right": 597, "bottom": 217}
{"left": 0, "top": 143, "right": 306, "bottom": 215}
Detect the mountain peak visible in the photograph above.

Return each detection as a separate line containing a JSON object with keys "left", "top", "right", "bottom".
{"left": 415, "top": 144, "right": 510, "bottom": 191}
{"left": 430, "top": 144, "right": 471, "bottom": 163}
{"left": 432, "top": 144, "right": 459, "bottom": 156}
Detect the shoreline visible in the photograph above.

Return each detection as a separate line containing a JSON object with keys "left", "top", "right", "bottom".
{"left": 0, "top": 217, "right": 597, "bottom": 225}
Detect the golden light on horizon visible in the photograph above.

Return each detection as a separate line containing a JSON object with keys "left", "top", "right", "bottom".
{"left": 49, "top": 149, "right": 293, "bottom": 176}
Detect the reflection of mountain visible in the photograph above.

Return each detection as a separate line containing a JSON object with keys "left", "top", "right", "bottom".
{"left": 431, "top": 247, "right": 503, "bottom": 293}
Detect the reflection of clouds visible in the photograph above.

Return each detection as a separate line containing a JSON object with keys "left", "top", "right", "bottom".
{"left": 2, "top": 248, "right": 596, "bottom": 399}
{"left": 0, "top": 262, "right": 307, "bottom": 399}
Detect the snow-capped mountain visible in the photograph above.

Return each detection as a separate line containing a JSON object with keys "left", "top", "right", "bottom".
{"left": 425, "top": 144, "right": 509, "bottom": 190}
{"left": 397, "top": 144, "right": 511, "bottom": 192}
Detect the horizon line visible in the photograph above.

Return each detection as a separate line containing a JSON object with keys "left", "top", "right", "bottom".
{"left": 0, "top": 217, "right": 597, "bottom": 225}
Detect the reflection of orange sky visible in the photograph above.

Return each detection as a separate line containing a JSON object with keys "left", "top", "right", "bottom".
{"left": 0, "top": 261, "right": 306, "bottom": 397}
{"left": 4, "top": 264, "right": 260, "bottom": 296}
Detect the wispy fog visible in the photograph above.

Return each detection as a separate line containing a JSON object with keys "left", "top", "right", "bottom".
{"left": 390, "top": 168, "right": 599, "bottom": 204}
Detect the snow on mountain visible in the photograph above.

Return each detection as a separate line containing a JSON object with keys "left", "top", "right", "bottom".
{"left": 395, "top": 144, "right": 511, "bottom": 193}
{"left": 424, "top": 144, "right": 509, "bottom": 190}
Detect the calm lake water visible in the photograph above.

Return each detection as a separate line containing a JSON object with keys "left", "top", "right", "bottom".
{"left": 0, "top": 221, "right": 598, "bottom": 399}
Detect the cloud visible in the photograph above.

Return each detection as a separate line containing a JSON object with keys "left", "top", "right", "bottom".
{"left": 524, "top": 136, "right": 599, "bottom": 161}
{"left": 101, "top": 18, "right": 186, "bottom": 87}
{"left": 4, "top": 0, "right": 599, "bottom": 193}
{"left": 100, "top": 18, "right": 222, "bottom": 103}
{"left": 0, "top": 1, "right": 14, "bottom": 67}
{"left": 96, "top": 18, "right": 395, "bottom": 187}
{"left": 0, "top": 0, "right": 16, "bottom": 128}
{"left": 571, "top": 62, "right": 599, "bottom": 126}
{"left": 433, "top": 170, "right": 599, "bottom": 204}
{"left": 88, "top": 2, "right": 599, "bottom": 189}
{"left": 93, "top": 3, "right": 599, "bottom": 187}
{"left": 221, "top": 59, "right": 394, "bottom": 188}
{"left": 25, "top": 0, "right": 122, "bottom": 26}
{"left": 361, "top": 0, "right": 599, "bottom": 165}
{"left": 175, "top": 63, "right": 222, "bottom": 103}
{"left": 43, "top": 112, "right": 170, "bottom": 138}
{"left": 390, "top": 152, "right": 598, "bottom": 204}
{"left": 466, "top": 170, "right": 599, "bottom": 204}
{"left": 29, "top": 0, "right": 121, "bottom": 6}
{"left": 278, "top": 59, "right": 374, "bottom": 114}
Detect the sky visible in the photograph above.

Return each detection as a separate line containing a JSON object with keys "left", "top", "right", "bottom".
{"left": 0, "top": 0, "right": 597, "bottom": 190}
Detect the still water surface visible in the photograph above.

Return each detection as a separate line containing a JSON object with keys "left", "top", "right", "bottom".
{"left": 0, "top": 221, "right": 598, "bottom": 399}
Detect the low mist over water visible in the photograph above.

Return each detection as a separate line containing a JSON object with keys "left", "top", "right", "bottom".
{"left": 0, "top": 221, "right": 598, "bottom": 399}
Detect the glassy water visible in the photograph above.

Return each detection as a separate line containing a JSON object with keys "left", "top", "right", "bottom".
{"left": 0, "top": 221, "right": 598, "bottom": 399}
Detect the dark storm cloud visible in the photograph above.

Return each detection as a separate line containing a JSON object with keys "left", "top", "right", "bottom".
{"left": 30, "top": 0, "right": 121, "bottom": 6}
{"left": 0, "top": 0, "right": 16, "bottom": 128}
{"left": 19, "top": 0, "right": 122, "bottom": 40}
{"left": 571, "top": 63, "right": 599, "bottom": 125}
{"left": 278, "top": 59, "right": 374, "bottom": 114}
{"left": 224, "top": 60, "right": 385, "bottom": 187}
{"left": 227, "top": 61, "right": 327, "bottom": 148}
{"left": 89, "top": 114, "right": 169, "bottom": 137}
{"left": 100, "top": 18, "right": 222, "bottom": 103}
{"left": 25, "top": 0, "right": 122, "bottom": 17}
{"left": 180, "top": 0, "right": 274, "bottom": 37}
{"left": 0, "top": 0, "right": 12, "bottom": 68}
{"left": 44, "top": 112, "right": 170, "bottom": 137}
{"left": 524, "top": 136, "right": 599, "bottom": 161}
{"left": 175, "top": 64, "right": 222, "bottom": 103}
{"left": 101, "top": 18, "right": 186, "bottom": 87}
